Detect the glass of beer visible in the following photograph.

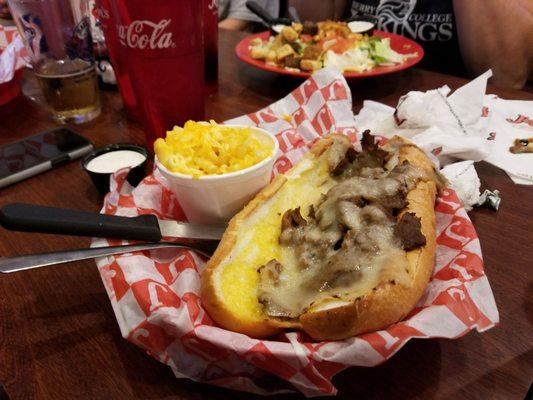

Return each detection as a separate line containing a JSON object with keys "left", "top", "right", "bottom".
{"left": 8, "top": 0, "right": 101, "bottom": 123}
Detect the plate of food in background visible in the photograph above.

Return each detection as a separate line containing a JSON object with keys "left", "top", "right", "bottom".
{"left": 235, "top": 20, "right": 424, "bottom": 78}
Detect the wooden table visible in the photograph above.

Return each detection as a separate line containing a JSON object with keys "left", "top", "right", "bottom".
{"left": 0, "top": 29, "right": 531, "bottom": 400}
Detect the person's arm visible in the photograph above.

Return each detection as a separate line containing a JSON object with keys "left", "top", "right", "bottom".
{"left": 453, "top": 0, "right": 533, "bottom": 88}
{"left": 219, "top": 0, "right": 276, "bottom": 31}
{"left": 218, "top": 18, "right": 252, "bottom": 31}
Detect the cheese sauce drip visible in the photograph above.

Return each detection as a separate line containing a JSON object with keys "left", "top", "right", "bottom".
{"left": 258, "top": 133, "right": 431, "bottom": 319}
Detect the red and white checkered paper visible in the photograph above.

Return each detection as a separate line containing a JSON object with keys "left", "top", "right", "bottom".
{"left": 93, "top": 69, "right": 499, "bottom": 397}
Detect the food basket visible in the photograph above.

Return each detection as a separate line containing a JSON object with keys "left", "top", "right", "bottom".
{"left": 92, "top": 69, "right": 499, "bottom": 397}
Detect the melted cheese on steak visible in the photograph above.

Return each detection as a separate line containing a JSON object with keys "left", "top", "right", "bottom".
{"left": 258, "top": 134, "right": 432, "bottom": 318}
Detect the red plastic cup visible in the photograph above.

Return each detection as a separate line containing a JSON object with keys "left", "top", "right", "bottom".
{"left": 204, "top": 0, "right": 218, "bottom": 93}
{"left": 95, "top": 0, "right": 140, "bottom": 120}
{"left": 96, "top": 0, "right": 205, "bottom": 146}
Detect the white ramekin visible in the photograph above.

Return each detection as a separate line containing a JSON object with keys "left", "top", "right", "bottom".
{"left": 155, "top": 125, "right": 279, "bottom": 225}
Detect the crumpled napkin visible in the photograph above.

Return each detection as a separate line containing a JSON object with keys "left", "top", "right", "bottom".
{"left": 0, "top": 34, "right": 25, "bottom": 84}
{"left": 354, "top": 71, "right": 495, "bottom": 208}
{"left": 355, "top": 70, "right": 493, "bottom": 168}
{"left": 482, "top": 95, "right": 533, "bottom": 185}
{"left": 440, "top": 161, "right": 480, "bottom": 211}
{"left": 354, "top": 69, "right": 533, "bottom": 208}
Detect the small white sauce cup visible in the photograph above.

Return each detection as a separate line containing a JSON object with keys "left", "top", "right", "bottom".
{"left": 155, "top": 125, "right": 279, "bottom": 225}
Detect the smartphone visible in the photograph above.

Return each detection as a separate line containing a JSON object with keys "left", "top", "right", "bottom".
{"left": 0, "top": 128, "right": 93, "bottom": 189}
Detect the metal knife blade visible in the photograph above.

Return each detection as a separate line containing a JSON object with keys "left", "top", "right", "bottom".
{"left": 0, "top": 242, "right": 214, "bottom": 274}
{"left": 157, "top": 219, "right": 224, "bottom": 240}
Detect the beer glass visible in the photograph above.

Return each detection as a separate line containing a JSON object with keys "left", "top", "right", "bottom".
{"left": 8, "top": 0, "right": 101, "bottom": 123}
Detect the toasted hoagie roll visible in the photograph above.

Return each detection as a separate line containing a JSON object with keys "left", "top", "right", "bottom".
{"left": 201, "top": 132, "right": 439, "bottom": 340}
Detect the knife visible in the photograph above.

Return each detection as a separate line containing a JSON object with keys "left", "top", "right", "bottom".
{"left": 0, "top": 203, "right": 225, "bottom": 241}
{"left": 0, "top": 242, "right": 213, "bottom": 274}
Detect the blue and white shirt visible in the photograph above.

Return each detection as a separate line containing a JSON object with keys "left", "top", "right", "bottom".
{"left": 348, "top": 0, "right": 465, "bottom": 76}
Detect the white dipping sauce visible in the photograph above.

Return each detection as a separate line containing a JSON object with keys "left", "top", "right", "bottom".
{"left": 86, "top": 150, "right": 146, "bottom": 173}
{"left": 348, "top": 20, "right": 375, "bottom": 33}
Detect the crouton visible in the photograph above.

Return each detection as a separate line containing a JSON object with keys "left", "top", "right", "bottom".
{"left": 281, "top": 26, "right": 299, "bottom": 42}
{"left": 271, "top": 34, "right": 285, "bottom": 50}
{"left": 266, "top": 50, "right": 277, "bottom": 63}
{"left": 302, "top": 44, "right": 322, "bottom": 60}
{"left": 300, "top": 59, "right": 322, "bottom": 71}
{"left": 291, "top": 22, "right": 303, "bottom": 34}
{"left": 276, "top": 44, "right": 295, "bottom": 61}
{"left": 250, "top": 46, "right": 269, "bottom": 59}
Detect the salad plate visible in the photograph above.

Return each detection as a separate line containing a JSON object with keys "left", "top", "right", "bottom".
{"left": 236, "top": 29, "right": 424, "bottom": 79}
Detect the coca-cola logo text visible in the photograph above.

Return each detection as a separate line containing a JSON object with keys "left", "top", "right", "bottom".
{"left": 117, "top": 19, "right": 175, "bottom": 50}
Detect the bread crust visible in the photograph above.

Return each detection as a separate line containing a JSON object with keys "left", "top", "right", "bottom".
{"left": 200, "top": 174, "right": 288, "bottom": 337}
{"left": 201, "top": 136, "right": 437, "bottom": 340}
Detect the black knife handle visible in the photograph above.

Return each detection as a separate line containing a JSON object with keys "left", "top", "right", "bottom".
{"left": 0, "top": 203, "right": 162, "bottom": 241}
{"left": 246, "top": 0, "right": 276, "bottom": 25}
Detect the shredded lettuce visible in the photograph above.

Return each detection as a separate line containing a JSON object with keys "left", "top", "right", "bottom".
{"left": 324, "top": 48, "right": 376, "bottom": 72}
{"left": 370, "top": 38, "right": 404, "bottom": 64}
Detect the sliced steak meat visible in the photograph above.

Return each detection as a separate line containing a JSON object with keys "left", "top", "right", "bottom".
{"left": 356, "top": 130, "right": 388, "bottom": 169}
{"left": 394, "top": 212, "right": 426, "bottom": 250}
{"left": 376, "top": 191, "right": 408, "bottom": 215}
{"left": 351, "top": 196, "right": 367, "bottom": 208}
{"left": 281, "top": 207, "right": 307, "bottom": 231}
{"left": 258, "top": 259, "right": 283, "bottom": 285}
{"left": 308, "top": 204, "right": 316, "bottom": 220}
{"left": 347, "top": 147, "right": 358, "bottom": 162}
{"left": 327, "top": 134, "right": 352, "bottom": 173}
{"left": 360, "top": 130, "right": 377, "bottom": 152}
{"left": 332, "top": 147, "right": 358, "bottom": 176}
